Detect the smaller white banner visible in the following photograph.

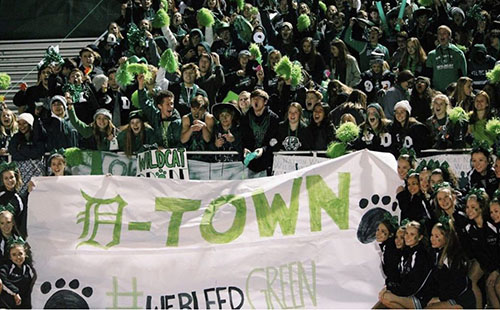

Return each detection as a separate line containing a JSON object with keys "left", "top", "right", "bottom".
{"left": 136, "top": 148, "right": 189, "bottom": 179}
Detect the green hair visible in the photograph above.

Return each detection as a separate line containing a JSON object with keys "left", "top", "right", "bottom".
{"left": 274, "top": 56, "right": 293, "bottom": 80}
{"left": 159, "top": 49, "right": 179, "bottom": 73}
{"left": 448, "top": 107, "right": 469, "bottom": 124}
{"left": 486, "top": 64, "right": 500, "bottom": 84}
{"left": 152, "top": 8, "right": 170, "bottom": 28}
{"left": 297, "top": 14, "right": 311, "bottom": 32}
{"left": 249, "top": 43, "right": 262, "bottom": 64}
{"left": 64, "top": 147, "right": 84, "bottom": 167}
{"left": 486, "top": 118, "right": 500, "bottom": 137}
{"left": 197, "top": 8, "right": 215, "bottom": 27}
{"left": 418, "top": 0, "right": 434, "bottom": 7}
{"left": 116, "top": 62, "right": 134, "bottom": 87}
{"left": 0, "top": 73, "right": 11, "bottom": 90}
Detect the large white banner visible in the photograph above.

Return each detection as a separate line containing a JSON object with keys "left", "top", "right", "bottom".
{"left": 28, "top": 150, "right": 400, "bottom": 309}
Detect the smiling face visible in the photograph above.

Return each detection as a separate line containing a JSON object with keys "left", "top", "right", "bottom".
{"left": 238, "top": 92, "right": 250, "bottom": 112}
{"left": 466, "top": 198, "right": 482, "bottom": 221}
{"left": 51, "top": 100, "right": 65, "bottom": 118}
{"left": 50, "top": 157, "right": 66, "bottom": 176}
{"left": 288, "top": 106, "right": 300, "bottom": 125}
{"left": 69, "top": 70, "right": 83, "bottom": 85}
{"left": 0, "top": 212, "right": 13, "bottom": 237}
{"left": 404, "top": 226, "right": 422, "bottom": 248}
{"left": 407, "top": 176, "right": 420, "bottom": 196}
{"left": 182, "top": 68, "right": 197, "bottom": 85}
{"left": 474, "top": 94, "right": 489, "bottom": 112}
{"left": 430, "top": 226, "right": 446, "bottom": 249}
{"left": 394, "top": 107, "right": 407, "bottom": 125}
{"left": 313, "top": 104, "right": 325, "bottom": 125}
{"left": 407, "top": 40, "right": 417, "bottom": 55}
{"left": 17, "top": 119, "right": 30, "bottom": 135}
{"left": 437, "top": 189, "right": 454, "bottom": 212}
{"left": 2, "top": 171, "right": 16, "bottom": 192}
{"left": 9, "top": 245, "right": 25, "bottom": 268}
{"left": 472, "top": 152, "right": 488, "bottom": 174}
{"left": 397, "top": 158, "right": 411, "bottom": 180}
{"left": 1, "top": 110, "right": 13, "bottom": 127}
{"left": 130, "top": 118, "right": 143, "bottom": 135}
{"left": 158, "top": 97, "right": 174, "bottom": 119}
{"left": 95, "top": 114, "right": 109, "bottom": 130}
{"left": 376, "top": 223, "right": 390, "bottom": 243}
{"left": 490, "top": 202, "right": 500, "bottom": 224}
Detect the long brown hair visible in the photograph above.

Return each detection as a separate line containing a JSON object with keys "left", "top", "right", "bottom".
{"left": 399, "top": 37, "right": 427, "bottom": 69}
{"left": 91, "top": 118, "right": 117, "bottom": 150}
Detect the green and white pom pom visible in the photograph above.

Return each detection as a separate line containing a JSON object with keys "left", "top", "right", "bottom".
{"left": 486, "top": 118, "right": 500, "bottom": 136}
{"left": 448, "top": 107, "right": 469, "bottom": 124}
{"left": 487, "top": 64, "right": 500, "bottom": 84}
{"left": 197, "top": 8, "right": 215, "bottom": 27}
{"left": 319, "top": 1, "right": 327, "bottom": 13}
{"left": 116, "top": 62, "right": 134, "bottom": 87}
{"left": 335, "top": 122, "right": 360, "bottom": 143}
{"left": 297, "top": 14, "right": 311, "bottom": 32}
{"left": 418, "top": 0, "right": 434, "bottom": 7}
{"left": 128, "top": 63, "right": 153, "bottom": 82}
{"left": 64, "top": 147, "right": 84, "bottom": 167}
{"left": 249, "top": 43, "right": 262, "bottom": 64}
{"left": 274, "top": 56, "right": 293, "bottom": 79}
{"left": 326, "top": 142, "right": 346, "bottom": 158}
{"left": 152, "top": 8, "right": 170, "bottom": 28}
{"left": 159, "top": 49, "right": 179, "bottom": 73}
{"left": 290, "top": 62, "right": 303, "bottom": 87}
{"left": 0, "top": 73, "right": 11, "bottom": 90}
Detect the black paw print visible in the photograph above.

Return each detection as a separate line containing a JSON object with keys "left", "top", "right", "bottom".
{"left": 357, "top": 194, "right": 398, "bottom": 244}
{"left": 41, "top": 278, "right": 93, "bottom": 309}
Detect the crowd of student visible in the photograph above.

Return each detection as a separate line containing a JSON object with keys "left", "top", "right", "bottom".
{"left": 373, "top": 148, "right": 500, "bottom": 309}
{"left": 0, "top": 0, "right": 500, "bottom": 307}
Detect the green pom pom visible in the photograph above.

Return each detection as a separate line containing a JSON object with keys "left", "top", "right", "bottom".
{"left": 448, "top": 107, "right": 469, "bottom": 124}
{"left": 197, "top": 8, "right": 215, "bottom": 27}
{"left": 290, "top": 62, "right": 303, "bottom": 87}
{"left": 0, "top": 73, "right": 11, "bottom": 90}
{"left": 249, "top": 43, "right": 262, "bottom": 64}
{"left": 152, "top": 8, "right": 170, "bottom": 28}
{"left": 128, "top": 63, "right": 153, "bottom": 82}
{"left": 116, "top": 62, "right": 134, "bottom": 87}
{"left": 335, "top": 122, "right": 360, "bottom": 143}
{"left": 274, "top": 56, "right": 293, "bottom": 79}
{"left": 487, "top": 64, "right": 500, "bottom": 84}
{"left": 131, "top": 91, "right": 140, "bottom": 109}
{"left": 159, "top": 49, "right": 179, "bottom": 73}
{"left": 486, "top": 118, "right": 500, "bottom": 137}
{"left": 64, "top": 147, "right": 83, "bottom": 167}
{"left": 319, "top": 1, "right": 327, "bottom": 13}
{"left": 161, "top": 0, "right": 168, "bottom": 9}
{"left": 326, "top": 142, "right": 347, "bottom": 158}
{"left": 297, "top": 14, "right": 311, "bottom": 32}
{"left": 418, "top": 0, "right": 434, "bottom": 7}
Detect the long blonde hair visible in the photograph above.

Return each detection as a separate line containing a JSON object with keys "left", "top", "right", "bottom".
{"left": 0, "top": 109, "right": 18, "bottom": 137}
